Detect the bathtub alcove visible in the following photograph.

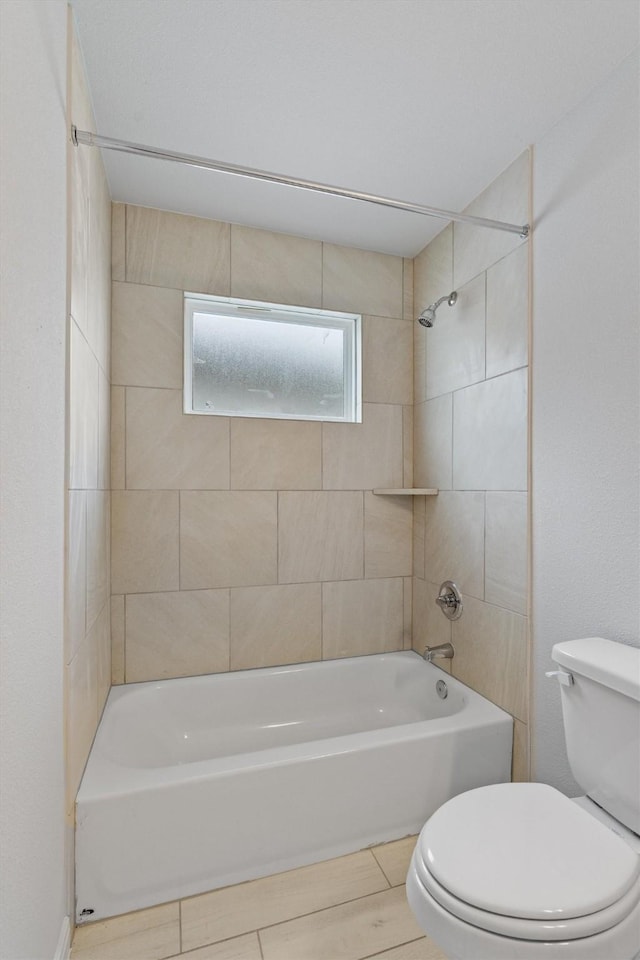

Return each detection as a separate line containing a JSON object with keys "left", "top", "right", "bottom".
{"left": 76, "top": 651, "right": 512, "bottom": 922}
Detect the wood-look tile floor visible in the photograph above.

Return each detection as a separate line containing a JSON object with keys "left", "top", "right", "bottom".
{"left": 71, "top": 836, "right": 448, "bottom": 960}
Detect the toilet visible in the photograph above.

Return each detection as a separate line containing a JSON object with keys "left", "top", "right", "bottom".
{"left": 406, "top": 637, "right": 640, "bottom": 960}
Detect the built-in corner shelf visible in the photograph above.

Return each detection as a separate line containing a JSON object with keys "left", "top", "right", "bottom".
{"left": 372, "top": 488, "right": 439, "bottom": 496}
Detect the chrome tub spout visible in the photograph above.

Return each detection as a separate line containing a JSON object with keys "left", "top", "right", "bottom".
{"left": 423, "top": 642, "right": 454, "bottom": 662}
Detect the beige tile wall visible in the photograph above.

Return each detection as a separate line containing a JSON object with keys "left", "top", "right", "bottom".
{"left": 412, "top": 151, "right": 531, "bottom": 781}
{"left": 66, "top": 26, "right": 112, "bottom": 813}
{"left": 111, "top": 205, "right": 413, "bottom": 682}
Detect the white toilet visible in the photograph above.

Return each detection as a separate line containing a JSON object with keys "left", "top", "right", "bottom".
{"left": 406, "top": 637, "right": 640, "bottom": 960}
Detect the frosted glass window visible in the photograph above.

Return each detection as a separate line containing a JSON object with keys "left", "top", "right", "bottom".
{"left": 184, "top": 295, "right": 361, "bottom": 422}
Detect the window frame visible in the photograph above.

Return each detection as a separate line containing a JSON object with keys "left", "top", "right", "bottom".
{"left": 183, "top": 293, "right": 362, "bottom": 423}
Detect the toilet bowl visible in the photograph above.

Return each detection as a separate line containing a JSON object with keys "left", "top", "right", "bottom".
{"left": 406, "top": 638, "right": 640, "bottom": 960}
{"left": 406, "top": 782, "right": 640, "bottom": 959}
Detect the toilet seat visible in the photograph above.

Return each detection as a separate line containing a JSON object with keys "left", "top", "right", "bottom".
{"left": 413, "top": 782, "right": 640, "bottom": 942}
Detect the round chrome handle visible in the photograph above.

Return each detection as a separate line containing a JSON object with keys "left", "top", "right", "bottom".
{"left": 435, "top": 580, "right": 463, "bottom": 621}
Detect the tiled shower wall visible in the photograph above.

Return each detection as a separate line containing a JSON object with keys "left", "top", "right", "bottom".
{"left": 110, "top": 206, "right": 414, "bottom": 682}
{"left": 66, "top": 24, "right": 112, "bottom": 812}
{"left": 412, "top": 151, "right": 531, "bottom": 781}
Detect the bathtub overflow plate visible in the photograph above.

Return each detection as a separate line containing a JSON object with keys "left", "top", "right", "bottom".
{"left": 436, "top": 679, "right": 448, "bottom": 699}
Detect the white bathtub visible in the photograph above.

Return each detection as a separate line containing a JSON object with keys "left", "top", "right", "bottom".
{"left": 75, "top": 651, "right": 513, "bottom": 922}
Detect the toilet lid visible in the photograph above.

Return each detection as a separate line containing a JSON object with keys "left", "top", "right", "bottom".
{"left": 418, "top": 783, "right": 640, "bottom": 922}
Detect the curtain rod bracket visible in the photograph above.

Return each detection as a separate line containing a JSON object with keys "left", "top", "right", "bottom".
{"left": 71, "top": 126, "right": 531, "bottom": 239}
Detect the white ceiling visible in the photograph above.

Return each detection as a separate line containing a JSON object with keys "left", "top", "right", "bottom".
{"left": 71, "top": 0, "right": 639, "bottom": 257}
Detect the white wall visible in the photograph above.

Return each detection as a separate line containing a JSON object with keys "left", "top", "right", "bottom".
{"left": 0, "top": 2, "right": 69, "bottom": 957}
{"left": 531, "top": 50, "right": 640, "bottom": 791}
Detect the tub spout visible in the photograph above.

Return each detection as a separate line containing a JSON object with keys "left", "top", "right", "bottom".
{"left": 423, "top": 642, "right": 454, "bottom": 662}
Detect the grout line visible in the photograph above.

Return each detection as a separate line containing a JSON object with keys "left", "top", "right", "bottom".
{"left": 187, "top": 883, "right": 398, "bottom": 949}
{"left": 368, "top": 848, "right": 393, "bottom": 889}
{"left": 483, "top": 269, "right": 487, "bottom": 381}
{"left": 226, "top": 587, "right": 231, "bottom": 672}
{"left": 360, "top": 937, "right": 428, "bottom": 960}
{"left": 178, "top": 900, "right": 182, "bottom": 954}
{"left": 482, "top": 490, "right": 487, "bottom": 602}
{"left": 123, "top": 386, "right": 127, "bottom": 489}
{"left": 256, "top": 929, "right": 265, "bottom": 960}
{"left": 320, "top": 581, "right": 325, "bottom": 659}
{"left": 122, "top": 594, "right": 127, "bottom": 683}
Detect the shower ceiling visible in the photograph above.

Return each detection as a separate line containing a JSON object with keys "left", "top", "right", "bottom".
{"left": 71, "top": 0, "right": 639, "bottom": 257}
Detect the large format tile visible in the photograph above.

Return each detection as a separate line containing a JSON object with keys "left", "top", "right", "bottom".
{"left": 403, "top": 258, "right": 414, "bottom": 321}
{"left": 366, "top": 938, "right": 448, "bottom": 960}
{"left": 230, "top": 418, "right": 321, "bottom": 490}
{"left": 111, "top": 595, "right": 125, "bottom": 684}
{"left": 453, "top": 368, "right": 527, "bottom": 491}
{"left": 452, "top": 595, "right": 528, "bottom": 721}
{"left": 413, "top": 225, "right": 453, "bottom": 406}
{"left": 167, "top": 934, "right": 262, "bottom": 960}
{"left": 180, "top": 491, "right": 277, "bottom": 589}
{"left": 322, "top": 404, "right": 403, "bottom": 489}
{"left": 67, "top": 490, "right": 87, "bottom": 663}
{"left": 512, "top": 718, "right": 530, "bottom": 782}
{"left": 371, "top": 836, "right": 417, "bottom": 887}
{"left": 403, "top": 576, "right": 413, "bottom": 649}
{"left": 230, "top": 225, "right": 322, "bottom": 307}
{"left": 414, "top": 394, "right": 453, "bottom": 490}
{"left": 423, "top": 492, "right": 485, "bottom": 601}
{"left": 322, "top": 244, "right": 403, "bottom": 317}
{"left": 66, "top": 632, "right": 98, "bottom": 806}
{"left": 425, "top": 273, "right": 485, "bottom": 399}
{"left": 411, "top": 578, "right": 452, "bottom": 659}
{"left": 403, "top": 405, "right": 413, "bottom": 488}
{"left": 278, "top": 491, "right": 363, "bottom": 583}
{"left": 111, "top": 202, "right": 125, "bottom": 281}
{"left": 111, "top": 490, "right": 179, "bottom": 594}
{"left": 362, "top": 316, "right": 413, "bottom": 405}
{"left": 486, "top": 241, "right": 529, "bottom": 379}
{"left": 414, "top": 225, "right": 453, "bottom": 323}
{"left": 125, "top": 387, "right": 230, "bottom": 489}
{"left": 94, "top": 600, "right": 111, "bottom": 717}
{"left": 126, "top": 205, "right": 230, "bottom": 294}
{"left": 87, "top": 149, "right": 111, "bottom": 373}
{"left": 485, "top": 491, "right": 528, "bottom": 614}
{"left": 413, "top": 499, "right": 425, "bottom": 581}
{"left": 70, "top": 122, "right": 90, "bottom": 336}
{"left": 86, "top": 490, "right": 110, "bottom": 629}
{"left": 70, "top": 320, "right": 99, "bottom": 490}
{"left": 71, "top": 902, "right": 180, "bottom": 960}
{"left": 259, "top": 885, "right": 423, "bottom": 960}
{"left": 364, "top": 493, "right": 412, "bottom": 579}
{"left": 97, "top": 368, "right": 110, "bottom": 490}
{"left": 110, "top": 386, "right": 125, "bottom": 489}
{"left": 453, "top": 151, "right": 530, "bottom": 288}
{"left": 181, "top": 851, "right": 388, "bottom": 952}
{"left": 125, "top": 589, "right": 230, "bottom": 681}
{"left": 230, "top": 583, "right": 321, "bottom": 669}
{"left": 322, "top": 578, "right": 404, "bottom": 659}
{"left": 414, "top": 321, "right": 427, "bottom": 406}
{"left": 111, "top": 282, "right": 183, "bottom": 389}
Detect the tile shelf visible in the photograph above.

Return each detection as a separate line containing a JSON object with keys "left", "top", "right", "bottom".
{"left": 372, "top": 488, "right": 439, "bottom": 496}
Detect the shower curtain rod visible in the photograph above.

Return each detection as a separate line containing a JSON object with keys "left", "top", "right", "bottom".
{"left": 72, "top": 127, "right": 530, "bottom": 238}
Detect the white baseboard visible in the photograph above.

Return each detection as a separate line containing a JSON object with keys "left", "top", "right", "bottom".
{"left": 53, "top": 916, "right": 71, "bottom": 960}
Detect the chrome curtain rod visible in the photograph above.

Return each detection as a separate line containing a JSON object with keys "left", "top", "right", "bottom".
{"left": 72, "top": 127, "right": 530, "bottom": 238}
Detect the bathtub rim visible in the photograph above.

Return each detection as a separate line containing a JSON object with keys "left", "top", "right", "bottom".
{"left": 77, "top": 652, "right": 513, "bottom": 802}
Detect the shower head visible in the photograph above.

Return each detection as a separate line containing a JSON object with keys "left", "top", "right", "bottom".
{"left": 417, "top": 291, "right": 457, "bottom": 328}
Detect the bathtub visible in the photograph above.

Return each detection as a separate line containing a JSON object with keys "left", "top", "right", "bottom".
{"left": 75, "top": 651, "right": 513, "bottom": 922}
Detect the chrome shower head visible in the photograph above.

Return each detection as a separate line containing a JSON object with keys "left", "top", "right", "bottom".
{"left": 417, "top": 291, "right": 457, "bottom": 328}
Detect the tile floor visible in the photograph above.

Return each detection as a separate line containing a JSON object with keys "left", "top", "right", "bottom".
{"left": 71, "top": 836, "right": 448, "bottom": 960}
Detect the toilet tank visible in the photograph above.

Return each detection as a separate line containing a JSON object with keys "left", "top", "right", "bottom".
{"left": 551, "top": 637, "right": 640, "bottom": 834}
